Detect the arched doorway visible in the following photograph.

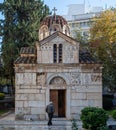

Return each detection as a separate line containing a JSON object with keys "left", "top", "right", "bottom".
{"left": 49, "top": 76, "right": 66, "bottom": 117}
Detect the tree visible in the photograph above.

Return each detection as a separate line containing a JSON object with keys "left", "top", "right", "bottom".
{"left": 80, "top": 107, "right": 108, "bottom": 130}
{"left": 70, "top": 23, "right": 89, "bottom": 48}
{"left": 90, "top": 9, "right": 116, "bottom": 91}
{"left": 0, "top": 0, "right": 50, "bottom": 87}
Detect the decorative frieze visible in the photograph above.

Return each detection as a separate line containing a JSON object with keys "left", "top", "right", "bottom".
{"left": 84, "top": 73, "right": 91, "bottom": 84}
{"left": 37, "top": 72, "right": 46, "bottom": 86}
{"left": 71, "top": 73, "right": 81, "bottom": 86}
{"left": 91, "top": 73, "right": 102, "bottom": 83}
{"left": 16, "top": 73, "right": 36, "bottom": 86}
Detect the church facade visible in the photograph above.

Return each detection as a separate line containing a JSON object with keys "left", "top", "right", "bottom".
{"left": 14, "top": 12, "right": 102, "bottom": 120}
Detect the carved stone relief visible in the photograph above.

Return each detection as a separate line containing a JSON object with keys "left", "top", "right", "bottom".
{"left": 50, "top": 77, "right": 66, "bottom": 85}
{"left": 84, "top": 73, "right": 90, "bottom": 84}
{"left": 37, "top": 72, "right": 46, "bottom": 86}
{"left": 91, "top": 74, "right": 102, "bottom": 83}
{"left": 71, "top": 73, "right": 81, "bottom": 85}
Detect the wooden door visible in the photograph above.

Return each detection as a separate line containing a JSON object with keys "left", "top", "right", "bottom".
{"left": 50, "top": 90, "right": 65, "bottom": 117}
{"left": 58, "top": 90, "right": 65, "bottom": 117}
{"left": 50, "top": 90, "right": 58, "bottom": 117}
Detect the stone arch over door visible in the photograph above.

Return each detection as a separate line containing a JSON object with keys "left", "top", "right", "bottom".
{"left": 46, "top": 74, "right": 71, "bottom": 119}
{"left": 50, "top": 76, "right": 66, "bottom": 117}
{"left": 46, "top": 73, "right": 70, "bottom": 85}
{"left": 49, "top": 76, "right": 66, "bottom": 85}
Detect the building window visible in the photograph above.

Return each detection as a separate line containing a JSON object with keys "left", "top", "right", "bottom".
{"left": 53, "top": 44, "right": 57, "bottom": 63}
{"left": 43, "top": 30, "right": 45, "bottom": 39}
{"left": 59, "top": 44, "right": 62, "bottom": 63}
{"left": 65, "top": 30, "right": 67, "bottom": 35}
{"left": 53, "top": 44, "right": 63, "bottom": 63}
{"left": 54, "top": 28, "right": 57, "bottom": 31}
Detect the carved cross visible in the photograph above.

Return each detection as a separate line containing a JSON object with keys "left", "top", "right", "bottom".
{"left": 52, "top": 7, "right": 57, "bottom": 15}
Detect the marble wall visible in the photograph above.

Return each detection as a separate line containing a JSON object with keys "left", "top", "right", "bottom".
{"left": 15, "top": 64, "right": 102, "bottom": 120}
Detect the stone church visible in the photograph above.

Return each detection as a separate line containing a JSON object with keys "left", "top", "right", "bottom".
{"left": 14, "top": 10, "right": 102, "bottom": 120}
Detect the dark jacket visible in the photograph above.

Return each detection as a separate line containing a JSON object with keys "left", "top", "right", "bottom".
{"left": 46, "top": 103, "right": 55, "bottom": 113}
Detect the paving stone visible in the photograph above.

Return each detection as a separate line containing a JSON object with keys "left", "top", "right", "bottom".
{"left": 1, "top": 112, "right": 116, "bottom": 130}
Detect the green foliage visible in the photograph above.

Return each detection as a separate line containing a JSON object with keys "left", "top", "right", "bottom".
{"left": 80, "top": 107, "right": 109, "bottom": 130}
{"left": 71, "top": 119, "right": 78, "bottom": 130}
{"left": 90, "top": 9, "right": 116, "bottom": 91}
{"left": 112, "top": 110, "right": 116, "bottom": 119}
{"left": 71, "top": 25, "right": 89, "bottom": 50}
{"left": 0, "top": 78, "right": 11, "bottom": 85}
{"left": 99, "top": 126, "right": 109, "bottom": 130}
{"left": 0, "top": 0, "right": 51, "bottom": 86}
{"left": 0, "top": 92, "right": 5, "bottom": 100}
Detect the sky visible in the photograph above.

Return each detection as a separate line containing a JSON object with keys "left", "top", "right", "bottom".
{"left": 0, "top": 0, "right": 116, "bottom": 15}
{"left": 43, "top": 0, "right": 116, "bottom": 15}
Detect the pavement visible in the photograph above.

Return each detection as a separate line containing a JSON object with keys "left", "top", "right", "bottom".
{"left": 0, "top": 111, "right": 116, "bottom": 130}
{"left": 0, "top": 111, "right": 76, "bottom": 130}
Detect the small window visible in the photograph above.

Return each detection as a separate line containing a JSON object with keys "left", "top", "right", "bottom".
{"left": 53, "top": 44, "right": 63, "bottom": 63}
{"left": 59, "top": 44, "right": 62, "bottom": 63}
{"left": 65, "top": 30, "right": 67, "bottom": 35}
{"left": 43, "top": 30, "right": 45, "bottom": 39}
{"left": 54, "top": 28, "right": 57, "bottom": 31}
{"left": 53, "top": 44, "right": 57, "bottom": 63}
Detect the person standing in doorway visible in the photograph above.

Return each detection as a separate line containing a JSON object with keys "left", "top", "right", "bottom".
{"left": 46, "top": 101, "right": 55, "bottom": 126}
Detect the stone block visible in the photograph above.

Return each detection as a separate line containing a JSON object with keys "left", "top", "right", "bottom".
{"left": 23, "top": 73, "right": 36, "bottom": 85}
{"left": 35, "top": 93, "right": 45, "bottom": 101}
{"left": 31, "top": 107, "right": 45, "bottom": 114}
{"left": 16, "top": 89, "right": 40, "bottom": 94}
{"left": 15, "top": 73, "right": 24, "bottom": 85}
{"left": 88, "top": 99, "right": 95, "bottom": 106}
{"left": 15, "top": 113, "right": 24, "bottom": 120}
{"left": 86, "top": 86, "right": 102, "bottom": 92}
{"left": 71, "top": 106, "right": 85, "bottom": 114}
{"left": 87, "top": 99, "right": 102, "bottom": 107}
{"left": 23, "top": 101, "right": 29, "bottom": 107}
{"left": 71, "top": 113, "right": 80, "bottom": 120}
{"left": 29, "top": 93, "right": 45, "bottom": 101}
{"left": 39, "top": 114, "right": 46, "bottom": 120}
{"left": 75, "top": 86, "right": 87, "bottom": 93}
{"left": 29, "top": 101, "right": 45, "bottom": 107}
{"left": 71, "top": 92, "right": 86, "bottom": 99}
{"left": 87, "top": 92, "right": 102, "bottom": 99}
{"left": 24, "top": 114, "right": 39, "bottom": 121}
{"left": 75, "top": 85, "right": 102, "bottom": 93}
{"left": 40, "top": 90, "right": 46, "bottom": 93}
{"left": 15, "top": 101, "right": 24, "bottom": 107}
{"left": 16, "top": 94, "right": 29, "bottom": 100}
{"left": 71, "top": 100, "right": 87, "bottom": 107}
{"left": 94, "top": 100, "right": 102, "bottom": 107}
{"left": 15, "top": 107, "right": 31, "bottom": 115}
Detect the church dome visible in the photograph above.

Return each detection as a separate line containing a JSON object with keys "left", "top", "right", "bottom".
{"left": 39, "top": 7, "right": 70, "bottom": 41}
{"left": 41, "top": 15, "right": 67, "bottom": 28}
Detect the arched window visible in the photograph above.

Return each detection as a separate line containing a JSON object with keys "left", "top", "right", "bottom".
{"left": 43, "top": 30, "right": 46, "bottom": 39}
{"left": 53, "top": 44, "right": 63, "bottom": 63}
{"left": 65, "top": 30, "right": 67, "bottom": 35}
{"left": 53, "top": 44, "right": 57, "bottom": 63}
{"left": 54, "top": 28, "right": 57, "bottom": 31}
{"left": 59, "top": 44, "right": 62, "bottom": 63}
